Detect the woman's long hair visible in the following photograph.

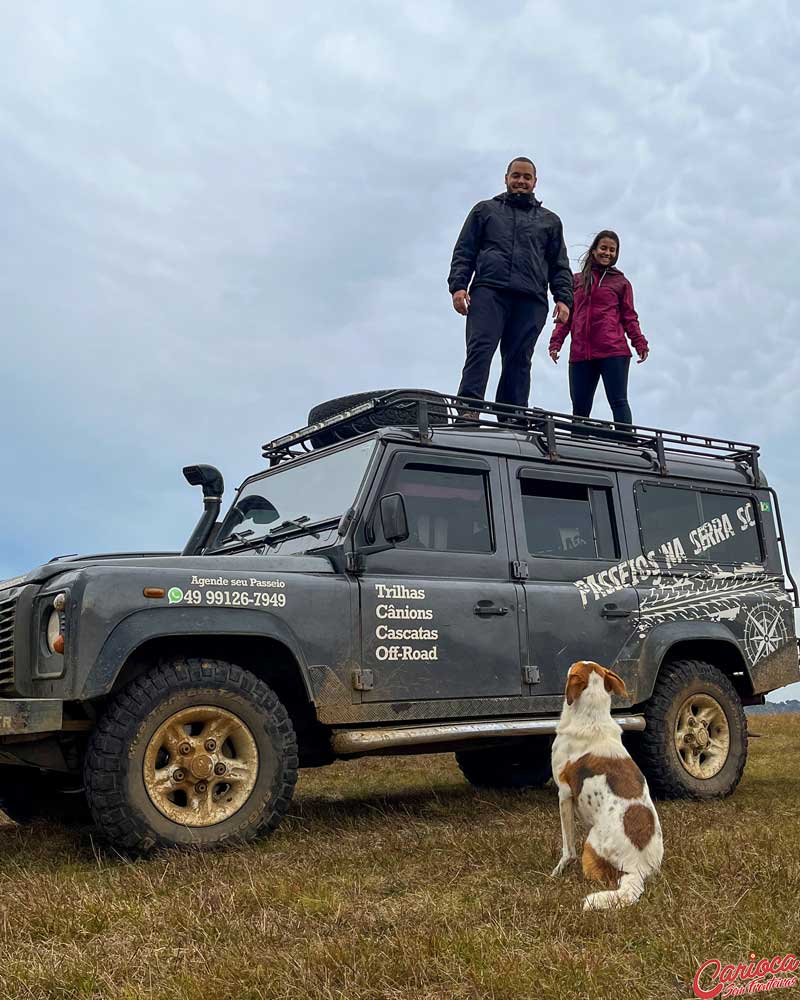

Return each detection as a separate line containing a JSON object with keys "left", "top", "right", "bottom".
{"left": 580, "top": 230, "right": 620, "bottom": 292}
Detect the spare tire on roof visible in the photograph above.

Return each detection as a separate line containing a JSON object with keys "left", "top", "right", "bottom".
{"left": 307, "top": 389, "right": 448, "bottom": 448}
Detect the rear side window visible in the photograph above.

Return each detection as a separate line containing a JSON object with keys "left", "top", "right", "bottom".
{"left": 387, "top": 462, "right": 493, "bottom": 553}
{"left": 519, "top": 477, "right": 618, "bottom": 560}
{"left": 635, "top": 483, "right": 761, "bottom": 565}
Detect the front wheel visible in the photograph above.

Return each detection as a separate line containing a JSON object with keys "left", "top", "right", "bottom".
{"left": 633, "top": 659, "right": 747, "bottom": 799}
{"left": 84, "top": 659, "right": 299, "bottom": 852}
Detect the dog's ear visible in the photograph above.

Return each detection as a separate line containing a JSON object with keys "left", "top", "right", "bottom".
{"left": 566, "top": 663, "right": 589, "bottom": 705}
{"left": 603, "top": 668, "right": 628, "bottom": 699}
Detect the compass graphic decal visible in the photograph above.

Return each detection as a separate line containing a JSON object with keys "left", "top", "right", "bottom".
{"left": 743, "top": 602, "right": 788, "bottom": 663}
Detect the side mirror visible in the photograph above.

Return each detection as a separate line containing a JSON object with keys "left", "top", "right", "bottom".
{"left": 380, "top": 493, "right": 409, "bottom": 544}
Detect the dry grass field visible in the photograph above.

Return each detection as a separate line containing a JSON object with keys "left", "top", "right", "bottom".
{"left": 0, "top": 714, "right": 798, "bottom": 1000}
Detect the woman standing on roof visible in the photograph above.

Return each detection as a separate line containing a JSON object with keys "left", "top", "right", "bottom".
{"left": 549, "top": 230, "right": 648, "bottom": 427}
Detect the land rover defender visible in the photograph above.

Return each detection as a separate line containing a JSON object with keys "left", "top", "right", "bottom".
{"left": 0, "top": 390, "right": 796, "bottom": 851}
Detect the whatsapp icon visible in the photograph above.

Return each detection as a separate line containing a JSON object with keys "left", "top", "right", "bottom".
{"left": 167, "top": 587, "right": 184, "bottom": 605}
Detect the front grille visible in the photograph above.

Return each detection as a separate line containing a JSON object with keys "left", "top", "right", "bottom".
{"left": 0, "top": 589, "right": 18, "bottom": 692}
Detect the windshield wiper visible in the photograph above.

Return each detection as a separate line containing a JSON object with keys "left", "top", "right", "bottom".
{"left": 207, "top": 517, "right": 330, "bottom": 555}
{"left": 217, "top": 529, "right": 254, "bottom": 547}
{"left": 207, "top": 533, "right": 279, "bottom": 554}
{"left": 269, "top": 516, "right": 321, "bottom": 539}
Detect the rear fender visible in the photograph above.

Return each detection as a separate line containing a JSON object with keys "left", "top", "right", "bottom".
{"left": 634, "top": 622, "right": 750, "bottom": 702}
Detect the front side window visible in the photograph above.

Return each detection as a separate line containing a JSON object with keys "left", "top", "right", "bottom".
{"left": 636, "top": 483, "right": 762, "bottom": 565}
{"left": 215, "top": 439, "right": 376, "bottom": 548}
{"left": 519, "top": 477, "right": 618, "bottom": 560}
{"left": 386, "top": 462, "right": 493, "bottom": 553}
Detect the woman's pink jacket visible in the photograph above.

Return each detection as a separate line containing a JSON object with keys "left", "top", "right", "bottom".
{"left": 550, "top": 265, "right": 648, "bottom": 362}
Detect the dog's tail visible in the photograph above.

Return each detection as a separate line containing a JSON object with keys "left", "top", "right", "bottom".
{"left": 583, "top": 871, "right": 646, "bottom": 910}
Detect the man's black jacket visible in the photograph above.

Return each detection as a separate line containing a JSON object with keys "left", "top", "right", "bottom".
{"left": 448, "top": 192, "right": 573, "bottom": 306}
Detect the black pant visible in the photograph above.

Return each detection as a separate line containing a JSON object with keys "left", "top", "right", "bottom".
{"left": 569, "top": 356, "right": 633, "bottom": 426}
{"left": 457, "top": 287, "right": 548, "bottom": 408}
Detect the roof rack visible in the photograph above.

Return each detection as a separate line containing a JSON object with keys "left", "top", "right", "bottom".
{"left": 262, "top": 391, "right": 761, "bottom": 483}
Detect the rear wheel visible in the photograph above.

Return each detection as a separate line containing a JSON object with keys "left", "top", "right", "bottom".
{"left": 456, "top": 738, "right": 553, "bottom": 790}
{"left": 633, "top": 659, "right": 747, "bottom": 799}
{"left": 84, "top": 659, "right": 299, "bottom": 852}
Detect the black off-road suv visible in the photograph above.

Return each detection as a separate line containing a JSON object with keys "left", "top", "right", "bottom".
{"left": 0, "top": 391, "right": 797, "bottom": 851}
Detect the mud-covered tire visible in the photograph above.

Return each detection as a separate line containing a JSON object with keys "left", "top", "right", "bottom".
{"left": 455, "top": 738, "right": 553, "bottom": 790}
{"left": 0, "top": 769, "right": 90, "bottom": 825}
{"left": 307, "top": 389, "right": 448, "bottom": 448}
{"left": 633, "top": 659, "right": 747, "bottom": 799}
{"left": 84, "top": 659, "right": 298, "bottom": 852}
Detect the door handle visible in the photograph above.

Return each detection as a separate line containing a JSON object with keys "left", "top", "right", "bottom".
{"left": 601, "top": 603, "right": 631, "bottom": 619}
{"left": 474, "top": 602, "right": 510, "bottom": 617}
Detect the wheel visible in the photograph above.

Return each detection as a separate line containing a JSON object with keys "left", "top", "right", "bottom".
{"left": 84, "top": 659, "right": 299, "bottom": 852}
{"left": 0, "top": 768, "right": 90, "bottom": 825}
{"left": 307, "top": 388, "right": 448, "bottom": 448}
{"left": 455, "top": 738, "right": 553, "bottom": 790}
{"left": 633, "top": 659, "right": 747, "bottom": 799}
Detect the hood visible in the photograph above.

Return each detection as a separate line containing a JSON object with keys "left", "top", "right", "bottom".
{"left": 0, "top": 549, "right": 335, "bottom": 591}
{"left": 0, "top": 551, "right": 177, "bottom": 591}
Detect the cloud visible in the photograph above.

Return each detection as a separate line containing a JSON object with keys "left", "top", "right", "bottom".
{"left": 0, "top": 0, "right": 798, "bottom": 696}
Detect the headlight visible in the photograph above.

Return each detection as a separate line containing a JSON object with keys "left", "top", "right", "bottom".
{"left": 47, "top": 607, "right": 65, "bottom": 654}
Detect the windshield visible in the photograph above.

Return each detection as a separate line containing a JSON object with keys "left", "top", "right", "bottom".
{"left": 214, "top": 439, "right": 376, "bottom": 549}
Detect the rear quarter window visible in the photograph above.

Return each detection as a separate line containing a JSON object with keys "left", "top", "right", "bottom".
{"left": 635, "top": 483, "right": 762, "bottom": 566}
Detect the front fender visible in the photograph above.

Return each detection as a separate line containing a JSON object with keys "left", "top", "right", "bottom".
{"left": 81, "top": 606, "right": 312, "bottom": 700}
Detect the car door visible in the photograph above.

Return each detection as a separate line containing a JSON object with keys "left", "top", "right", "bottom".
{"left": 507, "top": 462, "right": 639, "bottom": 697}
{"left": 356, "top": 450, "right": 524, "bottom": 702}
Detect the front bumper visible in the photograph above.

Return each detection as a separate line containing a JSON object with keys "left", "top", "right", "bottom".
{"left": 0, "top": 699, "right": 62, "bottom": 735}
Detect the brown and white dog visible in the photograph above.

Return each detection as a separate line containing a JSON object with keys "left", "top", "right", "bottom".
{"left": 550, "top": 660, "right": 663, "bottom": 910}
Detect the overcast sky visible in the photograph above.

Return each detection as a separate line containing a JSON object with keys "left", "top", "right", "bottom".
{"left": 2, "top": 1, "right": 799, "bottom": 696}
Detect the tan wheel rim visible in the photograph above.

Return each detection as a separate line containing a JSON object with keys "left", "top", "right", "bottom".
{"left": 674, "top": 693, "right": 730, "bottom": 779}
{"left": 143, "top": 706, "right": 259, "bottom": 827}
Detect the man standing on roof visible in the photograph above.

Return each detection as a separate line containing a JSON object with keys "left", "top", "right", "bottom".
{"left": 448, "top": 157, "right": 573, "bottom": 415}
